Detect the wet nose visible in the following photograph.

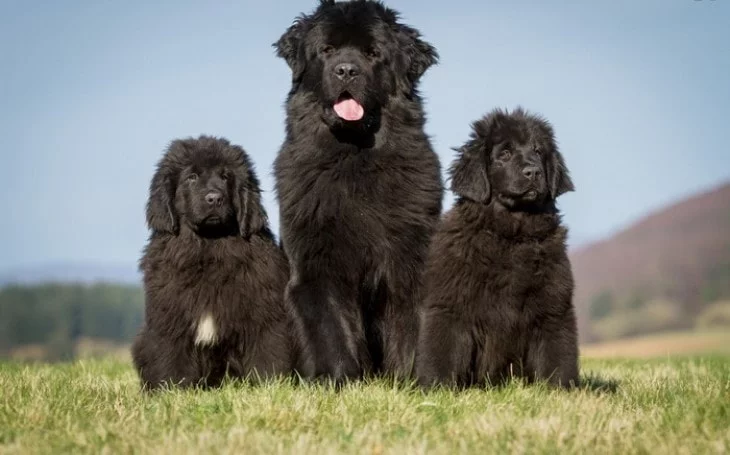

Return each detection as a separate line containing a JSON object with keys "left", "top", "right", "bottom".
{"left": 205, "top": 191, "right": 222, "bottom": 206}
{"left": 523, "top": 166, "right": 541, "bottom": 180}
{"left": 334, "top": 63, "right": 360, "bottom": 81}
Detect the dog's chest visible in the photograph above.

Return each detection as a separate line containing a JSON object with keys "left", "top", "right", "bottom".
{"left": 294, "top": 159, "right": 428, "bottom": 228}
{"left": 312, "top": 152, "right": 427, "bottom": 198}
{"left": 194, "top": 312, "right": 218, "bottom": 346}
{"left": 479, "top": 239, "right": 554, "bottom": 316}
{"left": 170, "top": 260, "right": 251, "bottom": 343}
{"left": 182, "top": 277, "right": 248, "bottom": 347}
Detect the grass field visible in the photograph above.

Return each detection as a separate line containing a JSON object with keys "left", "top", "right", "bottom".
{"left": 1, "top": 356, "right": 728, "bottom": 454}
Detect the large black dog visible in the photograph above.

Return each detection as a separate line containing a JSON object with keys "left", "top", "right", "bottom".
{"left": 132, "top": 136, "right": 292, "bottom": 390}
{"left": 273, "top": 0, "right": 443, "bottom": 382}
{"left": 416, "top": 108, "right": 580, "bottom": 389}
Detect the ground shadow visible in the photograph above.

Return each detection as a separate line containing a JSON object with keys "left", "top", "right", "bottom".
{"left": 579, "top": 372, "right": 620, "bottom": 394}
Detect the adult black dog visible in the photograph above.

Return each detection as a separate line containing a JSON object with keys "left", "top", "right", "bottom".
{"left": 273, "top": 0, "right": 443, "bottom": 382}
{"left": 416, "top": 108, "right": 579, "bottom": 389}
{"left": 132, "top": 136, "right": 292, "bottom": 390}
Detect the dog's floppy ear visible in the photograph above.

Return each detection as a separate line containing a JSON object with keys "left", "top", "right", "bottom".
{"left": 233, "top": 166, "right": 268, "bottom": 239}
{"left": 528, "top": 112, "right": 575, "bottom": 200}
{"left": 403, "top": 26, "right": 438, "bottom": 83}
{"left": 449, "top": 138, "right": 490, "bottom": 203}
{"left": 146, "top": 164, "right": 179, "bottom": 234}
{"left": 546, "top": 147, "right": 575, "bottom": 199}
{"left": 273, "top": 17, "right": 309, "bottom": 82}
{"left": 395, "top": 24, "right": 438, "bottom": 85}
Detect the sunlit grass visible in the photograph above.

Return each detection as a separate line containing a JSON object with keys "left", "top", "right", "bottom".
{"left": 1, "top": 357, "right": 728, "bottom": 454}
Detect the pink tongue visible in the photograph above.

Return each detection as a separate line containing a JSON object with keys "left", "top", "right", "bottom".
{"left": 333, "top": 99, "right": 364, "bottom": 121}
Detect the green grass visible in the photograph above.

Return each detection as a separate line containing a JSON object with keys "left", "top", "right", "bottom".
{"left": 1, "top": 357, "right": 729, "bottom": 454}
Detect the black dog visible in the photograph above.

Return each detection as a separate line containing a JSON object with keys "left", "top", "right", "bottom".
{"left": 131, "top": 136, "right": 293, "bottom": 390}
{"left": 416, "top": 108, "right": 579, "bottom": 389}
{"left": 273, "top": 0, "right": 443, "bottom": 382}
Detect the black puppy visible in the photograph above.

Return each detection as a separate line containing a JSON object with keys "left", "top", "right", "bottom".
{"left": 273, "top": 0, "right": 443, "bottom": 383}
{"left": 416, "top": 108, "right": 579, "bottom": 389}
{"left": 132, "top": 136, "right": 293, "bottom": 390}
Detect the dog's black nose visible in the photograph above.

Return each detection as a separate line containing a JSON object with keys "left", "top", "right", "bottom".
{"left": 334, "top": 63, "right": 360, "bottom": 81}
{"left": 522, "top": 166, "right": 541, "bottom": 180}
{"left": 205, "top": 191, "right": 223, "bottom": 206}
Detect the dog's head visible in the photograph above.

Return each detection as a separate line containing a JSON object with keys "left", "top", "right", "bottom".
{"left": 450, "top": 108, "right": 574, "bottom": 211}
{"left": 274, "top": 0, "right": 438, "bottom": 133}
{"left": 146, "top": 136, "right": 268, "bottom": 238}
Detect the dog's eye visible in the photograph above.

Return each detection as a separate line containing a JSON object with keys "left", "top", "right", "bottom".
{"left": 499, "top": 150, "right": 512, "bottom": 160}
{"left": 221, "top": 173, "right": 229, "bottom": 181}
{"left": 365, "top": 47, "right": 380, "bottom": 59}
{"left": 535, "top": 148, "right": 542, "bottom": 157}
{"left": 187, "top": 173, "right": 198, "bottom": 182}
{"left": 320, "top": 45, "right": 334, "bottom": 56}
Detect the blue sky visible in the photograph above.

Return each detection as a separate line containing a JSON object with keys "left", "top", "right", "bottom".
{"left": 1, "top": 0, "right": 728, "bottom": 271}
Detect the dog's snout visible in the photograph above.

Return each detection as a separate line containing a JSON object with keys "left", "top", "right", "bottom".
{"left": 205, "top": 191, "right": 223, "bottom": 206}
{"left": 522, "top": 166, "right": 541, "bottom": 180}
{"left": 334, "top": 62, "right": 360, "bottom": 81}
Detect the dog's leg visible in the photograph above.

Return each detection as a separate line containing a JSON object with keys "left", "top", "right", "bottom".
{"left": 242, "top": 319, "right": 295, "bottom": 382}
{"left": 132, "top": 328, "right": 203, "bottom": 391}
{"left": 286, "top": 276, "right": 364, "bottom": 385}
{"left": 525, "top": 307, "right": 580, "bottom": 389}
{"left": 379, "top": 283, "right": 420, "bottom": 380}
{"left": 415, "top": 307, "right": 474, "bottom": 388}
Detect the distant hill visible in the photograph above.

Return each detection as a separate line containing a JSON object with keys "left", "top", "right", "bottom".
{"left": 571, "top": 182, "right": 730, "bottom": 343}
{"left": 0, "top": 262, "right": 141, "bottom": 286}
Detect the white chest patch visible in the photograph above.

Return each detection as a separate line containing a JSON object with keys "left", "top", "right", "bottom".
{"left": 194, "top": 313, "right": 218, "bottom": 346}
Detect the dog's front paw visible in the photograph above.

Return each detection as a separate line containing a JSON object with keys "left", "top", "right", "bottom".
{"left": 312, "top": 355, "right": 362, "bottom": 388}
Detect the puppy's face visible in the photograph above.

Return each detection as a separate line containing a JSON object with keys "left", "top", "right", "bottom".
{"left": 146, "top": 136, "right": 268, "bottom": 238}
{"left": 450, "top": 108, "right": 574, "bottom": 211}
{"left": 487, "top": 138, "right": 549, "bottom": 209}
{"left": 274, "top": 0, "right": 438, "bottom": 133}
{"left": 176, "top": 164, "right": 234, "bottom": 233}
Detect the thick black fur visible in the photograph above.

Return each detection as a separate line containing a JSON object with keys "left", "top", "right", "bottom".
{"left": 273, "top": 0, "right": 443, "bottom": 383}
{"left": 131, "top": 136, "right": 293, "bottom": 390}
{"left": 416, "top": 108, "right": 580, "bottom": 389}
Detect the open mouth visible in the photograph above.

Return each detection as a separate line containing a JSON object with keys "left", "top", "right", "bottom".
{"left": 333, "top": 92, "right": 364, "bottom": 122}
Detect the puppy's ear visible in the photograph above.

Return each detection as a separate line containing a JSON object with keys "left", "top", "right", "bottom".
{"left": 233, "top": 168, "right": 268, "bottom": 239}
{"left": 273, "top": 18, "right": 308, "bottom": 82}
{"left": 449, "top": 139, "right": 490, "bottom": 203}
{"left": 394, "top": 24, "right": 438, "bottom": 85}
{"left": 146, "top": 165, "right": 178, "bottom": 234}
{"left": 546, "top": 148, "right": 575, "bottom": 199}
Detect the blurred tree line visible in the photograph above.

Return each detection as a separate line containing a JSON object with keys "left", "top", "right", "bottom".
{"left": 2, "top": 260, "right": 729, "bottom": 359}
{"left": 0, "top": 283, "right": 143, "bottom": 361}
